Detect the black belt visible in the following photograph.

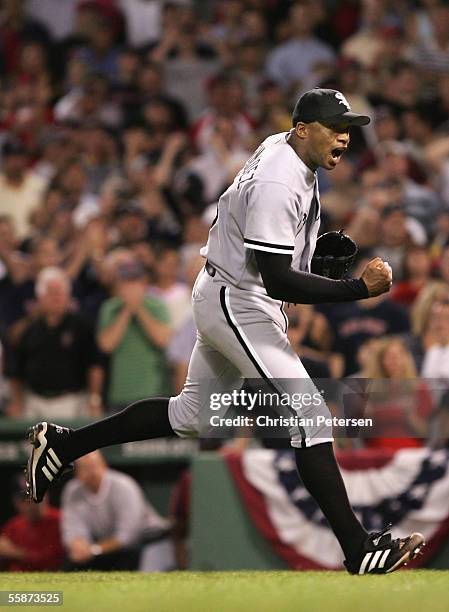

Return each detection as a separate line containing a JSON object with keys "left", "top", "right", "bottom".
{"left": 205, "top": 260, "right": 216, "bottom": 277}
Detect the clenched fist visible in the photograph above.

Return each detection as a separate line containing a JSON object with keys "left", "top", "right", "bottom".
{"left": 360, "top": 257, "right": 393, "bottom": 297}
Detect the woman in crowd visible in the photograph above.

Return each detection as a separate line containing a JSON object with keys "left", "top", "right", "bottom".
{"left": 363, "top": 336, "right": 434, "bottom": 449}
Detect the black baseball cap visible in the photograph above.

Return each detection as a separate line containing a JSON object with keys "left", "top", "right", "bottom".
{"left": 292, "top": 88, "right": 371, "bottom": 127}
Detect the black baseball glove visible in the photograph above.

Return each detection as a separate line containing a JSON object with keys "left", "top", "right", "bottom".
{"left": 311, "top": 230, "right": 358, "bottom": 280}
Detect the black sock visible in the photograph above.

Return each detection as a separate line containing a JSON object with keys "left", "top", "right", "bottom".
{"left": 295, "top": 442, "right": 367, "bottom": 561}
{"left": 63, "top": 397, "right": 174, "bottom": 463}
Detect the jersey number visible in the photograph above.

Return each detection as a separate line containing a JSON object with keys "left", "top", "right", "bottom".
{"left": 236, "top": 144, "right": 265, "bottom": 189}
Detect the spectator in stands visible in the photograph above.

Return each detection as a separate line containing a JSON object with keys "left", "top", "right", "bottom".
{"left": 373, "top": 204, "right": 425, "bottom": 280}
{"left": 421, "top": 290, "right": 449, "bottom": 379}
{"left": 376, "top": 141, "right": 441, "bottom": 236}
{"left": 145, "top": 1, "right": 195, "bottom": 57}
{"left": 131, "top": 133, "right": 187, "bottom": 236}
{"left": 369, "top": 61, "right": 423, "bottom": 117}
{"left": 16, "top": 39, "right": 51, "bottom": 89}
{"left": 61, "top": 451, "right": 172, "bottom": 571}
{"left": 319, "top": 158, "right": 360, "bottom": 229}
{"left": 405, "top": 281, "right": 449, "bottom": 370}
{"left": 79, "top": 123, "right": 120, "bottom": 196}
{"left": 54, "top": 72, "right": 122, "bottom": 129}
{"left": 240, "top": 8, "right": 269, "bottom": 46}
{"left": 0, "top": 0, "right": 50, "bottom": 75}
{"left": 234, "top": 40, "right": 267, "bottom": 117}
{"left": 159, "top": 23, "right": 222, "bottom": 122}
{"left": 187, "top": 115, "right": 251, "bottom": 206}
{"left": 410, "top": 4, "right": 449, "bottom": 92}
{"left": 0, "top": 140, "right": 47, "bottom": 240}
{"left": 148, "top": 246, "right": 191, "bottom": 333}
{"left": 97, "top": 257, "right": 171, "bottom": 412}
{"left": 2, "top": 237, "right": 63, "bottom": 342}
{"left": 253, "top": 79, "right": 292, "bottom": 139}
{"left": 390, "top": 244, "right": 433, "bottom": 308}
{"left": 402, "top": 107, "right": 435, "bottom": 169}
{"left": 348, "top": 174, "right": 427, "bottom": 260}
{"left": 0, "top": 475, "right": 63, "bottom": 572}
{"left": 207, "top": 0, "right": 246, "bottom": 48}
{"left": 135, "top": 62, "right": 188, "bottom": 130}
{"left": 355, "top": 107, "right": 401, "bottom": 171}
{"left": 5, "top": 266, "right": 104, "bottom": 418}
{"left": 407, "top": 0, "right": 438, "bottom": 49}
{"left": 363, "top": 336, "right": 433, "bottom": 449}
{"left": 141, "top": 97, "right": 183, "bottom": 148}
{"left": 111, "top": 201, "right": 149, "bottom": 248}
{"left": 374, "top": 26, "right": 412, "bottom": 80}
{"left": 192, "top": 73, "right": 253, "bottom": 154}
{"left": 34, "top": 129, "right": 75, "bottom": 183}
{"left": 53, "top": 158, "right": 99, "bottom": 225}
{"left": 114, "top": 46, "right": 140, "bottom": 101}
{"left": 340, "top": 0, "right": 388, "bottom": 69}
{"left": 74, "top": 11, "right": 122, "bottom": 84}
{"left": 266, "top": 1, "right": 335, "bottom": 95}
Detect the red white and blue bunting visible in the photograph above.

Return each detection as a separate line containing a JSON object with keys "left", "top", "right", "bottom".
{"left": 226, "top": 448, "right": 449, "bottom": 569}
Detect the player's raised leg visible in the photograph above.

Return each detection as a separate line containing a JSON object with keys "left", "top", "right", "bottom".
{"left": 25, "top": 395, "right": 173, "bottom": 503}
{"left": 25, "top": 324, "right": 242, "bottom": 503}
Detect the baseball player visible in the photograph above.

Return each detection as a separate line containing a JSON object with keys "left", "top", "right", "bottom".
{"left": 25, "top": 88, "right": 424, "bottom": 574}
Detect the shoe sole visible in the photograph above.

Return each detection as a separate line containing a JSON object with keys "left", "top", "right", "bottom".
{"left": 25, "top": 422, "right": 48, "bottom": 503}
{"left": 386, "top": 533, "right": 426, "bottom": 573}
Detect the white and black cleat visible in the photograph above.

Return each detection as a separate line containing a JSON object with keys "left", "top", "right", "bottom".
{"left": 25, "top": 422, "right": 73, "bottom": 503}
{"left": 345, "top": 525, "right": 426, "bottom": 575}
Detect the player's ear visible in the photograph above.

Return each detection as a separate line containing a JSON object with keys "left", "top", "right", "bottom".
{"left": 294, "top": 122, "right": 308, "bottom": 140}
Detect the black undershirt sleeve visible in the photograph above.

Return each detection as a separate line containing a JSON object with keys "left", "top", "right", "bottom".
{"left": 254, "top": 250, "right": 369, "bottom": 304}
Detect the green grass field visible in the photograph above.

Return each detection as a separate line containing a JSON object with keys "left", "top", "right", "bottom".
{"left": 1, "top": 571, "right": 448, "bottom": 612}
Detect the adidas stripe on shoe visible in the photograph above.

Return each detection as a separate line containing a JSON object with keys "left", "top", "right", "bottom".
{"left": 345, "top": 525, "right": 425, "bottom": 575}
{"left": 25, "top": 422, "right": 73, "bottom": 503}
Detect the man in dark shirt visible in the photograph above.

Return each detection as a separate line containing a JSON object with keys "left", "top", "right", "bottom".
{"left": 6, "top": 267, "right": 104, "bottom": 418}
{"left": 317, "top": 293, "right": 410, "bottom": 375}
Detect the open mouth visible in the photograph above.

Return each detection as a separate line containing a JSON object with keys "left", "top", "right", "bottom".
{"left": 331, "top": 147, "right": 346, "bottom": 159}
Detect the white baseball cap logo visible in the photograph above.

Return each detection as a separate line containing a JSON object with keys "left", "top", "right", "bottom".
{"left": 335, "top": 91, "right": 351, "bottom": 111}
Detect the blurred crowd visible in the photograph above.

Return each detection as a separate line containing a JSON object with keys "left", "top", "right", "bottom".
{"left": 0, "top": 0, "right": 449, "bottom": 448}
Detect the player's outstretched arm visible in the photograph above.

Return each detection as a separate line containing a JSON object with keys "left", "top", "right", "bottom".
{"left": 255, "top": 252, "right": 391, "bottom": 304}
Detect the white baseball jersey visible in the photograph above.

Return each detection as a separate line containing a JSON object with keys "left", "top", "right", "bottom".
{"left": 169, "top": 131, "right": 334, "bottom": 449}
{"left": 201, "top": 131, "right": 321, "bottom": 295}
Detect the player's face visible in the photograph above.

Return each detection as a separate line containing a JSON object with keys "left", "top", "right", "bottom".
{"left": 304, "top": 121, "right": 351, "bottom": 171}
